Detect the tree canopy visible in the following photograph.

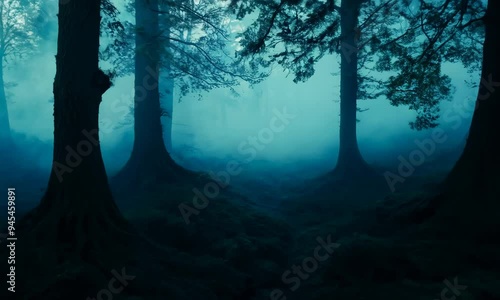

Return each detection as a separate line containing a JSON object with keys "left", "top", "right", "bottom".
{"left": 230, "top": 0, "right": 486, "bottom": 129}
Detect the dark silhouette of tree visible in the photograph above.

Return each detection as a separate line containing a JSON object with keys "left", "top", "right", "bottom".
{"left": 114, "top": 0, "right": 190, "bottom": 186}
{"left": 375, "top": 0, "right": 495, "bottom": 232}
{"left": 229, "top": 0, "right": 416, "bottom": 180}
{"left": 447, "top": 0, "right": 500, "bottom": 228}
{"left": 230, "top": 0, "right": 485, "bottom": 182}
{"left": 108, "top": 0, "right": 265, "bottom": 186}
{"left": 18, "top": 0, "right": 131, "bottom": 291}
{"left": 409, "top": 0, "right": 498, "bottom": 230}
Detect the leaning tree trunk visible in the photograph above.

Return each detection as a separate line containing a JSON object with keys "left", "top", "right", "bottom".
{"left": 115, "top": 0, "right": 188, "bottom": 187}
{"left": 438, "top": 0, "right": 500, "bottom": 227}
{"left": 332, "top": 0, "right": 375, "bottom": 180}
{"left": 19, "top": 0, "right": 129, "bottom": 269}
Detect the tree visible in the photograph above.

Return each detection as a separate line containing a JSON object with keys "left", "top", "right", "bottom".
{"left": 115, "top": 0, "right": 189, "bottom": 185}
{"left": 405, "top": 0, "right": 498, "bottom": 230}
{"left": 336, "top": 0, "right": 372, "bottom": 178}
{"left": 230, "top": 0, "right": 485, "bottom": 183}
{"left": 0, "top": 0, "right": 41, "bottom": 149}
{"left": 109, "top": 0, "right": 265, "bottom": 186}
{"left": 161, "top": 73, "right": 175, "bottom": 151}
{"left": 19, "top": 0, "right": 129, "bottom": 271}
{"left": 370, "top": 0, "right": 495, "bottom": 231}
{"left": 31, "top": 0, "right": 58, "bottom": 40}
{"left": 445, "top": 0, "right": 500, "bottom": 228}
{"left": 229, "top": 0, "right": 417, "bottom": 180}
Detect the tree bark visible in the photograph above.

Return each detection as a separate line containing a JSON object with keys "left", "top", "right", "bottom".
{"left": 439, "top": 0, "right": 500, "bottom": 225}
{"left": 20, "top": 0, "right": 129, "bottom": 265}
{"left": 332, "top": 0, "right": 375, "bottom": 179}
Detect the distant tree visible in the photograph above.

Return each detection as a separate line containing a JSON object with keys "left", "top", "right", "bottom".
{"left": 0, "top": 0, "right": 41, "bottom": 148}
{"left": 30, "top": 0, "right": 57, "bottom": 40}
{"left": 108, "top": 0, "right": 266, "bottom": 186}
{"left": 114, "top": 0, "right": 187, "bottom": 185}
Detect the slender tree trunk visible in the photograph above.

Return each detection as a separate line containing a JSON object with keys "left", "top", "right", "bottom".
{"left": 115, "top": 0, "right": 188, "bottom": 186}
{"left": 0, "top": 55, "right": 12, "bottom": 146}
{"left": 439, "top": 0, "right": 500, "bottom": 225}
{"left": 0, "top": 6, "right": 12, "bottom": 148}
{"left": 163, "top": 76, "right": 174, "bottom": 152}
{"left": 131, "top": 0, "right": 164, "bottom": 164}
{"left": 333, "top": 0, "right": 375, "bottom": 179}
{"left": 20, "top": 0, "right": 129, "bottom": 265}
{"left": 160, "top": 3, "right": 174, "bottom": 153}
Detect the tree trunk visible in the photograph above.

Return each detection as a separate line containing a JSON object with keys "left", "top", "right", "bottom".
{"left": 0, "top": 55, "right": 12, "bottom": 147}
{"left": 20, "top": 0, "right": 129, "bottom": 266}
{"left": 114, "top": 0, "right": 189, "bottom": 187}
{"left": 0, "top": 1, "right": 12, "bottom": 148}
{"left": 162, "top": 76, "right": 174, "bottom": 152}
{"left": 438, "top": 0, "right": 500, "bottom": 227}
{"left": 160, "top": 2, "right": 174, "bottom": 153}
{"left": 332, "top": 0, "right": 375, "bottom": 179}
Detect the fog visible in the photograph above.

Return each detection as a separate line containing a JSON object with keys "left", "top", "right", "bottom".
{"left": 2, "top": 0, "right": 479, "bottom": 189}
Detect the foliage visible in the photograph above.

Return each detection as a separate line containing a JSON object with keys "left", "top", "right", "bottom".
{"left": 102, "top": 0, "right": 267, "bottom": 98}
{"left": 229, "top": 0, "right": 486, "bottom": 129}
{"left": 0, "top": 0, "right": 42, "bottom": 62}
{"left": 373, "top": 0, "right": 485, "bottom": 129}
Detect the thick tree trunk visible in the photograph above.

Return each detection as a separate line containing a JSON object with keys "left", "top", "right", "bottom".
{"left": 114, "top": 0, "right": 188, "bottom": 187}
{"left": 20, "top": 0, "right": 129, "bottom": 266}
{"left": 438, "top": 0, "right": 500, "bottom": 226}
{"left": 332, "top": 0, "right": 375, "bottom": 179}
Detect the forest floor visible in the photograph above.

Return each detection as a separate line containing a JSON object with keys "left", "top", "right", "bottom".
{"left": 1, "top": 155, "right": 500, "bottom": 299}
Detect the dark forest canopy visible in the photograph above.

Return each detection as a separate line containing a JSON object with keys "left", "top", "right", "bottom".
{"left": 230, "top": 0, "right": 486, "bottom": 129}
